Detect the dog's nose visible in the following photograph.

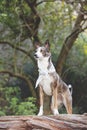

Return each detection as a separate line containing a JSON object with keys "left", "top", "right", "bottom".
{"left": 34, "top": 54, "right": 38, "bottom": 58}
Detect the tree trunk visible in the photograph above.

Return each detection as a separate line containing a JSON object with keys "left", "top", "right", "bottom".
{"left": 0, "top": 114, "right": 87, "bottom": 130}
{"left": 56, "top": 13, "right": 84, "bottom": 75}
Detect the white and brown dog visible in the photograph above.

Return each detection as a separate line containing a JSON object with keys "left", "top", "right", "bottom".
{"left": 34, "top": 40, "right": 72, "bottom": 116}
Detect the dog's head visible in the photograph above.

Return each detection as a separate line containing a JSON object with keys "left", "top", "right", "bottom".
{"left": 34, "top": 40, "right": 51, "bottom": 60}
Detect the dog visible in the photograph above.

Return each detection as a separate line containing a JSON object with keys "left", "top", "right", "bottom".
{"left": 34, "top": 40, "right": 72, "bottom": 116}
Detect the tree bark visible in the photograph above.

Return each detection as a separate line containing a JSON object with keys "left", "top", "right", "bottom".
{"left": 0, "top": 114, "right": 87, "bottom": 130}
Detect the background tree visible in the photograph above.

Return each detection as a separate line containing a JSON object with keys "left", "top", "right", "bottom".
{"left": 56, "top": 0, "right": 87, "bottom": 75}
{"left": 0, "top": 0, "right": 87, "bottom": 115}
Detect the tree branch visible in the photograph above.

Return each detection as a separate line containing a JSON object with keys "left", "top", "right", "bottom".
{"left": 24, "top": 0, "right": 41, "bottom": 43}
{"left": 36, "top": 1, "right": 44, "bottom": 6}
{"left": 0, "top": 41, "right": 36, "bottom": 63}
{"left": 25, "top": 0, "right": 37, "bottom": 15}
{"left": 0, "top": 70, "right": 37, "bottom": 98}
{"left": 56, "top": 12, "right": 85, "bottom": 75}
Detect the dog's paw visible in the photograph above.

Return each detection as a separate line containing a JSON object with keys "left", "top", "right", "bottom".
{"left": 37, "top": 112, "right": 43, "bottom": 116}
{"left": 37, "top": 106, "right": 43, "bottom": 116}
{"left": 53, "top": 109, "right": 59, "bottom": 115}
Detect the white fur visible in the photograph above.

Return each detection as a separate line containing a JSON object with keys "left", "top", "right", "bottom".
{"left": 68, "top": 84, "right": 72, "bottom": 89}
{"left": 36, "top": 74, "right": 54, "bottom": 96}
{"left": 36, "top": 74, "right": 53, "bottom": 96}
{"left": 35, "top": 46, "right": 72, "bottom": 115}
{"left": 53, "top": 109, "right": 59, "bottom": 115}
{"left": 40, "top": 74, "right": 53, "bottom": 96}
{"left": 38, "top": 105, "right": 43, "bottom": 116}
{"left": 38, "top": 57, "right": 55, "bottom": 75}
{"left": 36, "top": 57, "right": 56, "bottom": 95}
{"left": 68, "top": 84, "right": 73, "bottom": 95}
{"left": 35, "top": 47, "right": 44, "bottom": 59}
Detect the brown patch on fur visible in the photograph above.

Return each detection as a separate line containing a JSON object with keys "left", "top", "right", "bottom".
{"left": 39, "top": 85, "right": 44, "bottom": 106}
{"left": 58, "top": 78, "right": 67, "bottom": 93}
{"left": 49, "top": 72, "right": 57, "bottom": 80}
{"left": 49, "top": 72, "right": 58, "bottom": 89}
{"left": 47, "top": 57, "right": 51, "bottom": 70}
{"left": 40, "top": 47, "right": 45, "bottom": 56}
{"left": 40, "top": 47, "right": 50, "bottom": 57}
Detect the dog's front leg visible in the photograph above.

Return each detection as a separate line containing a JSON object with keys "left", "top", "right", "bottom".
{"left": 52, "top": 86, "right": 59, "bottom": 115}
{"left": 38, "top": 86, "right": 44, "bottom": 116}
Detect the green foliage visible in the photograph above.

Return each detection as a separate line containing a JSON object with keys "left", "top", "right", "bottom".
{"left": 62, "top": 32, "right": 87, "bottom": 113}
{"left": 0, "top": 0, "right": 87, "bottom": 115}
{"left": 38, "top": 1, "right": 74, "bottom": 53}
{"left": 0, "top": 111, "right": 5, "bottom": 116}
{"left": 0, "top": 86, "right": 37, "bottom": 116}
{"left": 59, "top": 106, "right": 82, "bottom": 114}
{"left": 16, "top": 97, "right": 37, "bottom": 115}
{"left": 64, "top": 32, "right": 87, "bottom": 81}
{"left": 59, "top": 106, "right": 80, "bottom": 114}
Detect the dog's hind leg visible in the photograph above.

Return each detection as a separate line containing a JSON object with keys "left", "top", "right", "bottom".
{"left": 63, "top": 90, "right": 72, "bottom": 114}
{"left": 38, "top": 86, "right": 44, "bottom": 116}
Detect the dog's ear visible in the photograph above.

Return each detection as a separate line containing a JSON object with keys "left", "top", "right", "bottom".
{"left": 45, "top": 39, "right": 50, "bottom": 51}
{"left": 34, "top": 41, "right": 40, "bottom": 49}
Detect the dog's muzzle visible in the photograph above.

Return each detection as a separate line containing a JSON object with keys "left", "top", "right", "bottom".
{"left": 34, "top": 54, "right": 38, "bottom": 59}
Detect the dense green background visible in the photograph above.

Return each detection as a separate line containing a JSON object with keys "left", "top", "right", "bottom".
{"left": 0, "top": 0, "right": 87, "bottom": 115}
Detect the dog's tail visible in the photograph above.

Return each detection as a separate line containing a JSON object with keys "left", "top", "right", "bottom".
{"left": 68, "top": 84, "right": 73, "bottom": 95}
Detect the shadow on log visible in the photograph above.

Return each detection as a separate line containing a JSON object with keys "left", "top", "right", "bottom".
{"left": 0, "top": 114, "right": 87, "bottom": 130}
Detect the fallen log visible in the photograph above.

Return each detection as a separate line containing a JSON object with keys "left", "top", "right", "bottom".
{"left": 0, "top": 114, "right": 87, "bottom": 130}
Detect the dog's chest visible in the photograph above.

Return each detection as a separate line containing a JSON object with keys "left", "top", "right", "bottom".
{"left": 40, "top": 75, "right": 53, "bottom": 96}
